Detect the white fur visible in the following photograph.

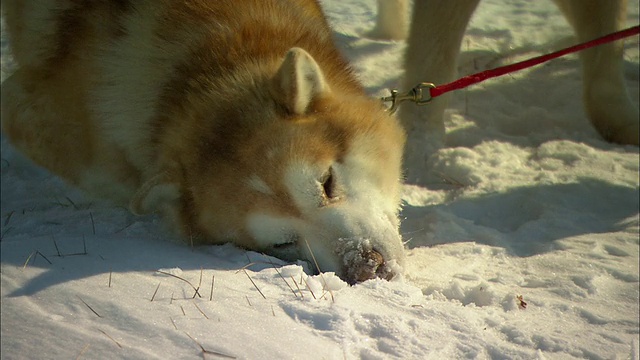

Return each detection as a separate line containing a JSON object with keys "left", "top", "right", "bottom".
{"left": 274, "top": 142, "right": 404, "bottom": 275}
{"left": 243, "top": 130, "right": 405, "bottom": 277}
{"left": 246, "top": 175, "right": 274, "bottom": 196}
{"left": 246, "top": 213, "right": 299, "bottom": 248}
{"left": 90, "top": 2, "right": 199, "bottom": 175}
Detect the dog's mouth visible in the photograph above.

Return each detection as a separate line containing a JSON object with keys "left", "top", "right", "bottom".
{"left": 267, "top": 236, "right": 300, "bottom": 262}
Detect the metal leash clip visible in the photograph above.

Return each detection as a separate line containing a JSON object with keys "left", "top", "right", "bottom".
{"left": 381, "top": 82, "right": 436, "bottom": 114}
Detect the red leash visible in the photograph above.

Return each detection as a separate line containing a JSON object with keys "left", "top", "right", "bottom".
{"left": 383, "top": 25, "right": 640, "bottom": 112}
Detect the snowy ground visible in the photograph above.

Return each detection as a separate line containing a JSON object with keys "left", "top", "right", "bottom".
{"left": 1, "top": 0, "right": 639, "bottom": 359}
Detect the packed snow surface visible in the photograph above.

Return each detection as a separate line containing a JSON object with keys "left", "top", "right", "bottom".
{"left": 2, "top": 0, "right": 639, "bottom": 359}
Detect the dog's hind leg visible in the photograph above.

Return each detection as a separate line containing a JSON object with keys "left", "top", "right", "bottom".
{"left": 1, "top": 69, "right": 94, "bottom": 183}
{"left": 555, "top": 0, "right": 639, "bottom": 145}
{"left": 1, "top": 69, "right": 138, "bottom": 204}
{"left": 398, "top": 0, "right": 480, "bottom": 183}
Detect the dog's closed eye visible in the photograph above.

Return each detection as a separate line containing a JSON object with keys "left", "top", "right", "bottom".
{"left": 320, "top": 167, "right": 335, "bottom": 201}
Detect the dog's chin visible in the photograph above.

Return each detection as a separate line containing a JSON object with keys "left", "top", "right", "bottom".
{"left": 264, "top": 241, "right": 301, "bottom": 263}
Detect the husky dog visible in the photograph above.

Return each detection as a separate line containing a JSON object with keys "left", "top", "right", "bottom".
{"left": 374, "top": 0, "right": 638, "bottom": 173}
{"left": 1, "top": 0, "right": 407, "bottom": 284}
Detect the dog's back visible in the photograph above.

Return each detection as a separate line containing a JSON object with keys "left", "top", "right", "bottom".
{"left": 2, "top": 0, "right": 364, "bottom": 200}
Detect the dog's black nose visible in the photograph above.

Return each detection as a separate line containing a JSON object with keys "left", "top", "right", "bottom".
{"left": 348, "top": 249, "right": 393, "bottom": 284}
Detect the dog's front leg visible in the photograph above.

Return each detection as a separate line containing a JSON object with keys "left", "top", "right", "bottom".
{"left": 398, "top": 0, "right": 480, "bottom": 183}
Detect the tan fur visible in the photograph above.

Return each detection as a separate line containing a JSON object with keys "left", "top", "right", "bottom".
{"left": 2, "top": 0, "right": 406, "bottom": 283}
{"left": 2, "top": 1, "right": 140, "bottom": 200}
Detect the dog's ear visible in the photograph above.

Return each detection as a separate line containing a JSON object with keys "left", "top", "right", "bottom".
{"left": 130, "top": 174, "right": 180, "bottom": 215}
{"left": 273, "top": 47, "right": 330, "bottom": 115}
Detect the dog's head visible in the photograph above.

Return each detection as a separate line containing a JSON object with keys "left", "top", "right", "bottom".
{"left": 133, "top": 48, "right": 406, "bottom": 284}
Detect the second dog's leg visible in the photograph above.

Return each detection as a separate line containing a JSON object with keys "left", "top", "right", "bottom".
{"left": 399, "top": 0, "right": 480, "bottom": 182}
{"left": 555, "top": 0, "right": 639, "bottom": 145}
{"left": 370, "top": 0, "right": 409, "bottom": 40}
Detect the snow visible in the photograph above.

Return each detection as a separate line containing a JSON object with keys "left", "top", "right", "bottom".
{"left": 1, "top": 0, "right": 639, "bottom": 359}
